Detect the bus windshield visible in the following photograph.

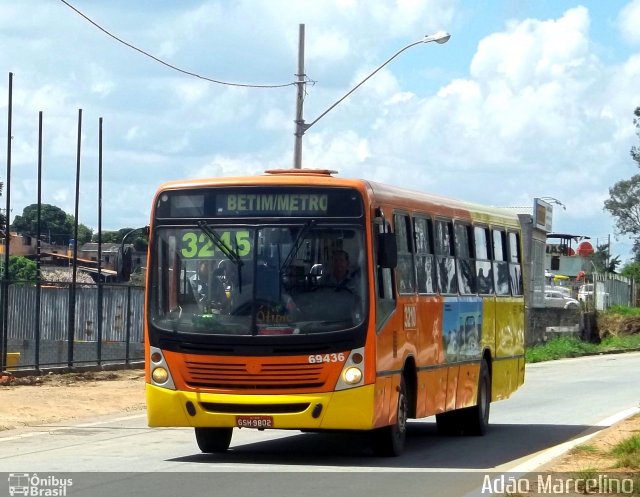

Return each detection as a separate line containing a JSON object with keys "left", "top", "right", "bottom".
{"left": 150, "top": 223, "right": 367, "bottom": 336}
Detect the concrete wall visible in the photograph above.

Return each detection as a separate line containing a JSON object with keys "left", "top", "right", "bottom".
{"left": 526, "top": 307, "right": 581, "bottom": 346}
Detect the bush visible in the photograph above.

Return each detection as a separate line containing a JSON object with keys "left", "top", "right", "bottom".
{"left": 598, "top": 306, "right": 640, "bottom": 337}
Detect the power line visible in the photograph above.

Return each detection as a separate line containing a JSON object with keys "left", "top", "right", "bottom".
{"left": 59, "top": 0, "right": 296, "bottom": 89}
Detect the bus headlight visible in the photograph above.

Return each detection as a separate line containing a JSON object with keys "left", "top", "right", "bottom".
{"left": 152, "top": 367, "right": 169, "bottom": 384}
{"left": 342, "top": 367, "right": 363, "bottom": 385}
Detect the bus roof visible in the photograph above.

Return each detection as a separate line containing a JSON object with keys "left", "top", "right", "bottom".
{"left": 156, "top": 169, "right": 521, "bottom": 227}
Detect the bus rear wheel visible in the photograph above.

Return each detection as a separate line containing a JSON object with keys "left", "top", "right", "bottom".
{"left": 371, "top": 376, "right": 408, "bottom": 457}
{"left": 436, "top": 359, "right": 491, "bottom": 436}
{"left": 195, "top": 427, "right": 233, "bottom": 453}
{"left": 458, "top": 359, "right": 491, "bottom": 436}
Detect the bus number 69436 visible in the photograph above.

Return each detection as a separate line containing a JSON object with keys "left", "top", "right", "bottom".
{"left": 308, "top": 353, "right": 345, "bottom": 364}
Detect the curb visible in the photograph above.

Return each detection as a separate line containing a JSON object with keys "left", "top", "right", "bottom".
{"left": 508, "top": 406, "right": 640, "bottom": 473}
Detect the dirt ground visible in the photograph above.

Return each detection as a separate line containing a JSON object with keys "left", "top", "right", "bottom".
{"left": 0, "top": 368, "right": 638, "bottom": 474}
{"left": 0, "top": 369, "right": 146, "bottom": 431}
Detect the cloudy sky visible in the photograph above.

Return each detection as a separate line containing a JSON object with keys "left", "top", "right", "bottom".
{"left": 1, "top": 0, "right": 639, "bottom": 260}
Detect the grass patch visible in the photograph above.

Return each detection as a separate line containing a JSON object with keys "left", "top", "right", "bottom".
{"left": 526, "top": 337, "right": 598, "bottom": 363}
{"left": 599, "top": 334, "right": 640, "bottom": 350}
{"left": 610, "top": 434, "right": 640, "bottom": 469}
{"left": 605, "top": 305, "right": 640, "bottom": 317}
{"left": 569, "top": 443, "right": 600, "bottom": 455}
{"left": 526, "top": 335, "right": 640, "bottom": 363}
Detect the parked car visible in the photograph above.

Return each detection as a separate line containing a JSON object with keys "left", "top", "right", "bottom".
{"left": 578, "top": 284, "right": 594, "bottom": 302}
{"left": 545, "top": 285, "right": 572, "bottom": 299}
{"left": 545, "top": 290, "right": 580, "bottom": 309}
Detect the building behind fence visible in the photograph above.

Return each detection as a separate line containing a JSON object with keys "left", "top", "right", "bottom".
{"left": 4, "top": 282, "right": 144, "bottom": 370}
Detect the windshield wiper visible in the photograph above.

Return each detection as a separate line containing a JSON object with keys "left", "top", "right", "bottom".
{"left": 196, "top": 221, "right": 244, "bottom": 291}
{"left": 280, "top": 220, "right": 315, "bottom": 272}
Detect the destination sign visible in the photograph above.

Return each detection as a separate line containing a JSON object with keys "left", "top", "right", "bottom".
{"left": 155, "top": 187, "right": 363, "bottom": 219}
{"left": 220, "top": 193, "right": 328, "bottom": 215}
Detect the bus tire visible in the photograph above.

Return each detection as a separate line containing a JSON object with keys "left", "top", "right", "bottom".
{"left": 195, "top": 427, "right": 233, "bottom": 453}
{"left": 371, "top": 376, "right": 408, "bottom": 457}
{"left": 458, "top": 359, "right": 491, "bottom": 436}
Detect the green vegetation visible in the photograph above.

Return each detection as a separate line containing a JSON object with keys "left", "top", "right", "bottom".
{"left": 1, "top": 255, "right": 38, "bottom": 282}
{"left": 11, "top": 203, "right": 93, "bottom": 245}
{"left": 569, "top": 443, "right": 599, "bottom": 455}
{"left": 604, "top": 305, "right": 640, "bottom": 317}
{"left": 611, "top": 434, "right": 640, "bottom": 469}
{"left": 527, "top": 305, "right": 640, "bottom": 363}
{"left": 526, "top": 335, "right": 640, "bottom": 363}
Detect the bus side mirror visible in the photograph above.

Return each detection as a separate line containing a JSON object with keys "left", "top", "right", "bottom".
{"left": 378, "top": 232, "right": 397, "bottom": 269}
{"left": 116, "top": 246, "right": 133, "bottom": 282}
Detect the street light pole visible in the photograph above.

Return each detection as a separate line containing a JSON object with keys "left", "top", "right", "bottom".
{"left": 293, "top": 24, "right": 306, "bottom": 170}
{"left": 292, "top": 27, "right": 450, "bottom": 169}
{"left": 539, "top": 196, "right": 566, "bottom": 210}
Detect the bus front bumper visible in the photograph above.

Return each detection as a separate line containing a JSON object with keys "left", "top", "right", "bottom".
{"left": 146, "top": 383, "right": 376, "bottom": 431}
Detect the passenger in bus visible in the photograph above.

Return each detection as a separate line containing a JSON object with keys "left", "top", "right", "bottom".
{"left": 477, "top": 267, "right": 492, "bottom": 294}
{"left": 190, "top": 260, "right": 227, "bottom": 312}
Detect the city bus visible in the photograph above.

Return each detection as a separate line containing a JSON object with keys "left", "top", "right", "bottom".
{"left": 139, "top": 168, "right": 525, "bottom": 456}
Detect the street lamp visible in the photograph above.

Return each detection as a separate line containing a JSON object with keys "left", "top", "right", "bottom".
{"left": 539, "top": 196, "right": 566, "bottom": 210}
{"left": 293, "top": 26, "right": 451, "bottom": 169}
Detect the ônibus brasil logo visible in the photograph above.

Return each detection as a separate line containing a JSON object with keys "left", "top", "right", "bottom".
{"left": 8, "top": 473, "right": 73, "bottom": 497}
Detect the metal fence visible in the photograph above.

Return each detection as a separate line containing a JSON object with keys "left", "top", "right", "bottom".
{"left": 547, "top": 273, "right": 635, "bottom": 311}
{"left": 592, "top": 273, "right": 635, "bottom": 310}
{"left": 1, "top": 282, "right": 144, "bottom": 370}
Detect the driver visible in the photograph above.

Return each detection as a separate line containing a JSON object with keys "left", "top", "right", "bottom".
{"left": 324, "top": 249, "right": 357, "bottom": 293}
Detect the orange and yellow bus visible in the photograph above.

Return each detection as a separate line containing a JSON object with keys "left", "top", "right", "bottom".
{"left": 141, "top": 168, "right": 525, "bottom": 456}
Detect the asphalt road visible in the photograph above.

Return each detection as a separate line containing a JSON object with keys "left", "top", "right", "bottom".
{"left": 1, "top": 352, "right": 639, "bottom": 497}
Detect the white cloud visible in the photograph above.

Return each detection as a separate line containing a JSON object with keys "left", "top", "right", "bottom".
{"left": 618, "top": 0, "right": 640, "bottom": 45}
{"left": 2, "top": 1, "right": 638, "bottom": 261}
{"left": 306, "top": 31, "right": 350, "bottom": 62}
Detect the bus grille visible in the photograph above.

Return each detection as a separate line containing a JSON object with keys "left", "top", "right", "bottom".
{"left": 184, "top": 360, "right": 327, "bottom": 390}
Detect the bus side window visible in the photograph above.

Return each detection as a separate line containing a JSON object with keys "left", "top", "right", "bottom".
{"left": 474, "top": 226, "right": 494, "bottom": 294}
{"left": 394, "top": 213, "right": 416, "bottom": 295}
{"left": 434, "top": 219, "right": 458, "bottom": 294}
{"left": 414, "top": 217, "right": 436, "bottom": 294}
{"left": 454, "top": 222, "right": 475, "bottom": 294}
{"left": 492, "top": 229, "right": 510, "bottom": 295}
{"left": 508, "top": 231, "right": 523, "bottom": 295}
{"left": 375, "top": 217, "right": 396, "bottom": 328}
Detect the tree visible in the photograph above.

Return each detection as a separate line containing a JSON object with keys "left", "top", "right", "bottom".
{"left": 605, "top": 107, "right": 640, "bottom": 240}
{"left": 11, "top": 203, "right": 92, "bottom": 245}
{"left": 590, "top": 243, "right": 620, "bottom": 273}
{"left": 632, "top": 107, "right": 640, "bottom": 168}
{"left": 92, "top": 227, "right": 148, "bottom": 251}
{"left": 4, "top": 255, "right": 37, "bottom": 282}
{"left": 604, "top": 175, "right": 640, "bottom": 237}
{"left": 64, "top": 214, "right": 93, "bottom": 245}
{"left": 621, "top": 261, "right": 640, "bottom": 282}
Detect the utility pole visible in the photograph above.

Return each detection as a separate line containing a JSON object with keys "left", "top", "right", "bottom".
{"left": 290, "top": 27, "right": 450, "bottom": 170}
{"left": 293, "top": 24, "right": 306, "bottom": 169}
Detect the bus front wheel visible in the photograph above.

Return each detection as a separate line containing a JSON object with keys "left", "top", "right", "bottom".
{"left": 371, "top": 376, "right": 408, "bottom": 457}
{"left": 195, "top": 427, "right": 233, "bottom": 453}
